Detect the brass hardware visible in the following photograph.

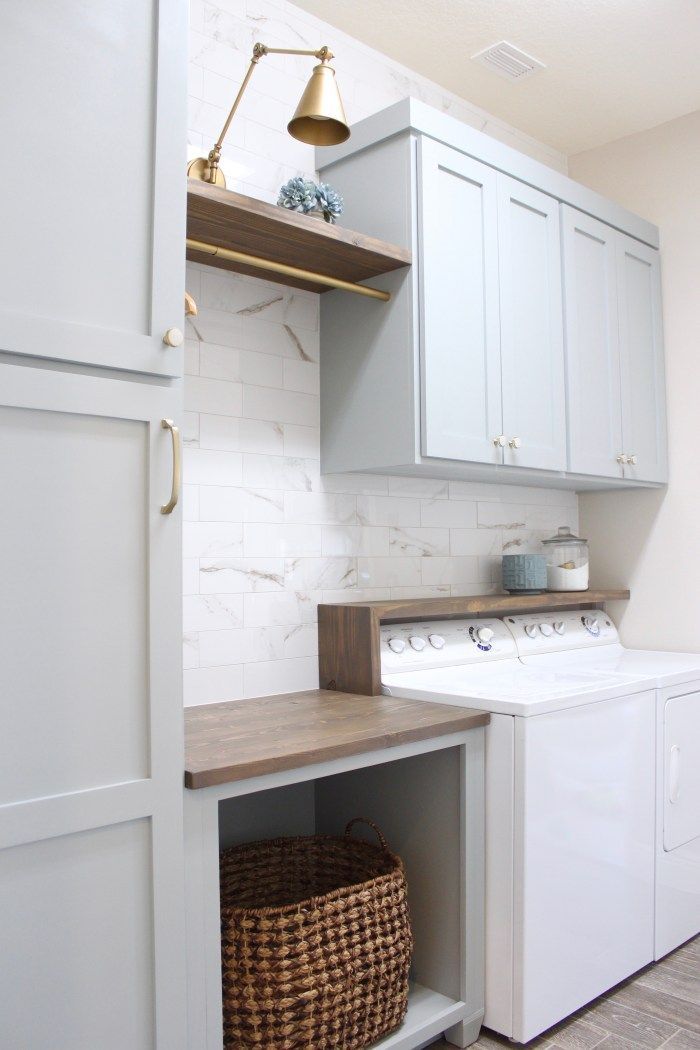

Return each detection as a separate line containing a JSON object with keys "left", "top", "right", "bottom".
{"left": 163, "top": 327, "right": 184, "bottom": 347}
{"left": 185, "top": 237, "right": 390, "bottom": 302}
{"left": 187, "top": 42, "right": 349, "bottom": 188}
{"left": 161, "top": 419, "right": 181, "bottom": 515}
{"left": 184, "top": 292, "right": 198, "bottom": 317}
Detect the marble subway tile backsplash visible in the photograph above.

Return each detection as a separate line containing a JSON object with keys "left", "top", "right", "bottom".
{"left": 184, "top": 0, "right": 574, "bottom": 705}
{"left": 183, "top": 263, "right": 578, "bottom": 706}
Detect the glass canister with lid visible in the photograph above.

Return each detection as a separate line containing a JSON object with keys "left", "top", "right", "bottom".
{"left": 542, "top": 526, "right": 589, "bottom": 592}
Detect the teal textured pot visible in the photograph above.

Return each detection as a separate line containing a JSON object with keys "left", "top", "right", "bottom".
{"left": 502, "top": 554, "right": 547, "bottom": 594}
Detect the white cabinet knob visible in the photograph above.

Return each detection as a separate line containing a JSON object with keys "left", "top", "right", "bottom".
{"left": 617, "top": 453, "right": 629, "bottom": 465}
{"left": 509, "top": 437, "right": 522, "bottom": 449}
{"left": 163, "top": 327, "right": 184, "bottom": 347}
{"left": 628, "top": 454, "right": 637, "bottom": 465}
{"left": 493, "top": 435, "right": 507, "bottom": 448}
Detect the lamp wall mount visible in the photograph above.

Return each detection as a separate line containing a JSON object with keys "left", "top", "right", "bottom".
{"left": 187, "top": 42, "right": 349, "bottom": 189}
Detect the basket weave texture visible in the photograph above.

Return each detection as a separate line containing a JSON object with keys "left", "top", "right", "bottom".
{"left": 220, "top": 817, "right": 413, "bottom": 1049}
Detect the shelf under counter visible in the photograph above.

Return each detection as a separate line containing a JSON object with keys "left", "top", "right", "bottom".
{"left": 183, "top": 689, "right": 487, "bottom": 1050}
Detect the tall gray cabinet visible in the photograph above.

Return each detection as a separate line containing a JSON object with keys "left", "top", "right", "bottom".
{"left": 0, "top": 3, "right": 188, "bottom": 1047}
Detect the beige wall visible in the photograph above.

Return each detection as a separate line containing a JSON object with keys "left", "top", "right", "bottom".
{"left": 569, "top": 111, "right": 700, "bottom": 649}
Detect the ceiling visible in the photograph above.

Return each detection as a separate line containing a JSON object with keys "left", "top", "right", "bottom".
{"left": 293, "top": 0, "right": 700, "bottom": 156}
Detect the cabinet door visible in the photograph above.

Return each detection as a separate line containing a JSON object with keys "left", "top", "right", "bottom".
{"left": 498, "top": 177, "right": 566, "bottom": 471}
{"left": 618, "top": 235, "right": 668, "bottom": 483}
{"left": 0, "top": 0, "right": 186, "bottom": 377}
{"left": 418, "top": 139, "right": 503, "bottom": 464}
{"left": 0, "top": 362, "right": 186, "bottom": 1049}
{"left": 561, "top": 207, "right": 624, "bottom": 478}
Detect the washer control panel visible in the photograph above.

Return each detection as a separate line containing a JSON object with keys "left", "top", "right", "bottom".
{"left": 380, "top": 618, "right": 517, "bottom": 673}
{"left": 504, "top": 609, "right": 619, "bottom": 656}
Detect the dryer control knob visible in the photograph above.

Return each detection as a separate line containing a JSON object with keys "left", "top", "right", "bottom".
{"left": 524, "top": 624, "right": 538, "bottom": 639}
{"left": 539, "top": 623, "right": 554, "bottom": 637}
{"left": 428, "top": 634, "right": 445, "bottom": 649}
{"left": 554, "top": 621, "right": 566, "bottom": 635}
{"left": 409, "top": 636, "right": 427, "bottom": 651}
{"left": 476, "top": 626, "right": 495, "bottom": 644}
{"left": 388, "top": 638, "right": 405, "bottom": 654}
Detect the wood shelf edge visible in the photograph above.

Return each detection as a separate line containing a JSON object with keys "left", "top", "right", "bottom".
{"left": 186, "top": 180, "right": 412, "bottom": 294}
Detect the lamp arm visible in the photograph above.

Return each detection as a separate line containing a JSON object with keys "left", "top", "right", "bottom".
{"left": 204, "top": 43, "right": 333, "bottom": 184}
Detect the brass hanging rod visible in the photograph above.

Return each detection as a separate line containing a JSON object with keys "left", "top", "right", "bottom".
{"left": 185, "top": 237, "right": 391, "bottom": 302}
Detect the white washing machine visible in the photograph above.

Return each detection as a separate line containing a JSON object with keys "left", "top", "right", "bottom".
{"left": 380, "top": 618, "right": 656, "bottom": 1044}
{"left": 506, "top": 608, "right": 700, "bottom": 961}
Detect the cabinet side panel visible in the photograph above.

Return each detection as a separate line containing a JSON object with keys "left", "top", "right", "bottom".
{"left": 319, "top": 136, "right": 418, "bottom": 474}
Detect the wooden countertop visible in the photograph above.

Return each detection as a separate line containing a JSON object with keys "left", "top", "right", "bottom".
{"left": 184, "top": 689, "right": 489, "bottom": 789}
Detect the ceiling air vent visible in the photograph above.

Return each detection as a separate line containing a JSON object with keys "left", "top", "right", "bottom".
{"left": 471, "top": 41, "right": 545, "bottom": 81}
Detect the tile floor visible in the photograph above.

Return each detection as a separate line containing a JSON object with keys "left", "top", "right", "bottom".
{"left": 430, "top": 936, "right": 700, "bottom": 1049}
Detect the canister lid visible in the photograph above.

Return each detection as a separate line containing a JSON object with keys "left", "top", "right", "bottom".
{"left": 542, "top": 525, "right": 588, "bottom": 546}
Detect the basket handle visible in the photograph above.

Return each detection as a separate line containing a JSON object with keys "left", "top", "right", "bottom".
{"left": 344, "top": 817, "right": 388, "bottom": 850}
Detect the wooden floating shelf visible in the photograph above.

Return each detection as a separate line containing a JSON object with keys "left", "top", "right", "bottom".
{"left": 186, "top": 179, "right": 411, "bottom": 295}
{"left": 318, "top": 590, "right": 630, "bottom": 696}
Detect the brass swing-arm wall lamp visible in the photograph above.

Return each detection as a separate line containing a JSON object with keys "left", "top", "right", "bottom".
{"left": 187, "top": 42, "right": 350, "bottom": 188}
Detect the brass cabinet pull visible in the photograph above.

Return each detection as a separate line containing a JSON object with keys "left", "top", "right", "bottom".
{"left": 161, "top": 418, "right": 181, "bottom": 514}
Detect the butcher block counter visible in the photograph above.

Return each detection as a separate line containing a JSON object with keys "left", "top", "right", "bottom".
{"left": 184, "top": 687, "right": 489, "bottom": 788}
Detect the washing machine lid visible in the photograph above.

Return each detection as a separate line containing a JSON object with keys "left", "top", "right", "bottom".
{"left": 382, "top": 660, "right": 650, "bottom": 717}
{"left": 664, "top": 691, "right": 700, "bottom": 851}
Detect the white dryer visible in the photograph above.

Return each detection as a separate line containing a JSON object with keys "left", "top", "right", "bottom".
{"left": 505, "top": 608, "right": 700, "bottom": 961}
{"left": 381, "top": 618, "right": 656, "bottom": 1044}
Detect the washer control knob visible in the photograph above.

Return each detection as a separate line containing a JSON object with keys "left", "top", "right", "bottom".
{"left": 524, "top": 624, "right": 538, "bottom": 639}
{"left": 409, "top": 636, "right": 427, "bottom": 651}
{"left": 554, "top": 621, "right": 566, "bottom": 635}
{"left": 583, "top": 616, "right": 600, "bottom": 636}
{"left": 476, "top": 626, "right": 495, "bottom": 644}
{"left": 428, "top": 634, "right": 445, "bottom": 649}
{"left": 539, "top": 623, "right": 554, "bottom": 637}
{"left": 388, "top": 638, "right": 405, "bottom": 654}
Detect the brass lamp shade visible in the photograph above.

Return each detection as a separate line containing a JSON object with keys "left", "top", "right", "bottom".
{"left": 287, "top": 63, "right": 350, "bottom": 146}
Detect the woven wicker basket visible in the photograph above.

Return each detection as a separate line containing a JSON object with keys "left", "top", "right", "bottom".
{"left": 219, "top": 817, "right": 413, "bottom": 1049}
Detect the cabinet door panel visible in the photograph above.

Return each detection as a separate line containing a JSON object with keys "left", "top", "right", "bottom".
{"left": 499, "top": 177, "right": 566, "bottom": 471}
{"left": 0, "top": 0, "right": 186, "bottom": 376}
{"left": 418, "top": 139, "right": 502, "bottom": 464}
{"left": 562, "top": 207, "right": 623, "bottom": 478}
{"left": 0, "top": 362, "right": 186, "bottom": 1048}
{"left": 618, "top": 236, "right": 668, "bottom": 483}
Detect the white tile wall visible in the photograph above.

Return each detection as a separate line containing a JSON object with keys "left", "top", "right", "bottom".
{"left": 184, "top": 0, "right": 576, "bottom": 705}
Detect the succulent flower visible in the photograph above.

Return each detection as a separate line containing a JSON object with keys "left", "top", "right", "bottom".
{"left": 315, "top": 182, "right": 344, "bottom": 224}
{"left": 277, "top": 176, "right": 317, "bottom": 214}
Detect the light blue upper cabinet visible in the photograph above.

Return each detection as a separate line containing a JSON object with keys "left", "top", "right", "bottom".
{"left": 418, "top": 139, "right": 503, "bottom": 465}
{"left": 562, "top": 208, "right": 624, "bottom": 478}
{"left": 617, "top": 236, "right": 668, "bottom": 483}
{"left": 317, "top": 99, "right": 666, "bottom": 489}
{"left": 498, "top": 176, "right": 566, "bottom": 472}
{"left": 0, "top": 0, "right": 187, "bottom": 376}
{"left": 563, "top": 206, "right": 668, "bottom": 483}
